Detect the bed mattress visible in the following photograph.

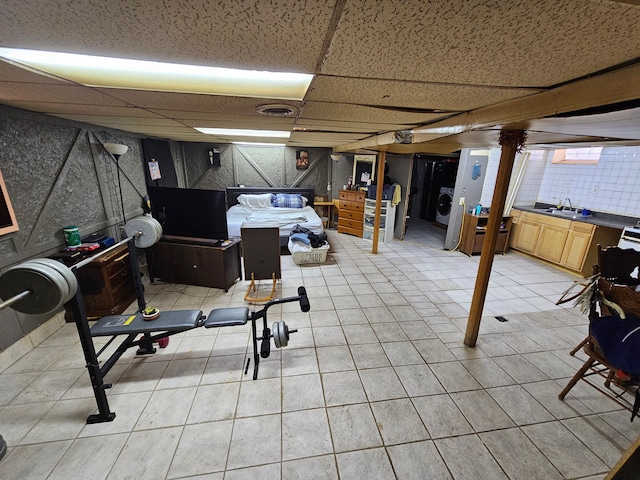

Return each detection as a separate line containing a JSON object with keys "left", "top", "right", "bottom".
{"left": 226, "top": 205, "right": 324, "bottom": 238}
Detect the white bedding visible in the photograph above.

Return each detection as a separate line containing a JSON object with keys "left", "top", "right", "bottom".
{"left": 226, "top": 205, "right": 324, "bottom": 238}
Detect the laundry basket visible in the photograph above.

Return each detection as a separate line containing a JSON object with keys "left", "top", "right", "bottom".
{"left": 292, "top": 244, "right": 330, "bottom": 265}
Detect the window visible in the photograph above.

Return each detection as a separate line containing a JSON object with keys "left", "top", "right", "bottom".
{"left": 0, "top": 169, "right": 19, "bottom": 236}
{"left": 552, "top": 147, "right": 602, "bottom": 165}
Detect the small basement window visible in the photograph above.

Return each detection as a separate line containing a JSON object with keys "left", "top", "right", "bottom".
{"left": 552, "top": 147, "right": 602, "bottom": 165}
{"left": 0, "top": 169, "right": 19, "bottom": 236}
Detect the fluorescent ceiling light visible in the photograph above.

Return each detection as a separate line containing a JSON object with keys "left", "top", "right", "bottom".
{"left": 232, "top": 142, "right": 286, "bottom": 146}
{"left": 0, "top": 47, "right": 313, "bottom": 100}
{"left": 196, "top": 128, "right": 290, "bottom": 138}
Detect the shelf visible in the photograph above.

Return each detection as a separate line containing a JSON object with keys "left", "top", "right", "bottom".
{"left": 459, "top": 214, "right": 512, "bottom": 256}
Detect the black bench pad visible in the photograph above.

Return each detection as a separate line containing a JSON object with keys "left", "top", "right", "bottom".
{"left": 204, "top": 307, "right": 250, "bottom": 328}
{"left": 91, "top": 309, "right": 204, "bottom": 336}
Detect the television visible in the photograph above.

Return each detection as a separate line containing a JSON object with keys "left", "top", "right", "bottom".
{"left": 147, "top": 186, "right": 228, "bottom": 241}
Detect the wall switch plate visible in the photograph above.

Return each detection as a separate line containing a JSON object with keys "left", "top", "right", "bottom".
{"left": 459, "top": 197, "right": 465, "bottom": 205}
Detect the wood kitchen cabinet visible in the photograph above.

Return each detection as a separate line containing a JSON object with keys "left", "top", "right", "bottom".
{"left": 338, "top": 189, "right": 365, "bottom": 237}
{"left": 148, "top": 236, "right": 241, "bottom": 291}
{"left": 511, "top": 213, "right": 541, "bottom": 253}
{"left": 535, "top": 217, "right": 571, "bottom": 264}
{"left": 459, "top": 214, "right": 512, "bottom": 255}
{"left": 64, "top": 243, "right": 136, "bottom": 322}
{"left": 510, "top": 209, "right": 623, "bottom": 275}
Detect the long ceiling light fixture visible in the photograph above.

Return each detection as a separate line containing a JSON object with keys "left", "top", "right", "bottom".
{"left": 195, "top": 128, "right": 291, "bottom": 138}
{"left": 0, "top": 48, "right": 313, "bottom": 100}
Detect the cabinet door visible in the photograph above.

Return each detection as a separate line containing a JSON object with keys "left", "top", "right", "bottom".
{"left": 154, "top": 243, "right": 199, "bottom": 284}
{"left": 536, "top": 225, "right": 568, "bottom": 263}
{"left": 560, "top": 231, "right": 592, "bottom": 271}
{"left": 513, "top": 220, "right": 541, "bottom": 253}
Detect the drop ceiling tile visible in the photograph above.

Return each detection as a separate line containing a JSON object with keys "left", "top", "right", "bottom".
{"left": 1, "top": 101, "right": 161, "bottom": 117}
{"left": 300, "top": 101, "right": 445, "bottom": 124}
{"left": 323, "top": 0, "right": 640, "bottom": 87}
{"left": 98, "top": 88, "right": 302, "bottom": 114}
{"left": 0, "top": 82, "right": 128, "bottom": 106}
{"left": 0, "top": 0, "right": 333, "bottom": 72}
{"left": 308, "top": 75, "right": 542, "bottom": 111}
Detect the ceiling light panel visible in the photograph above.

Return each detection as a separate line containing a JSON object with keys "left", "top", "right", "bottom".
{"left": 0, "top": 48, "right": 313, "bottom": 100}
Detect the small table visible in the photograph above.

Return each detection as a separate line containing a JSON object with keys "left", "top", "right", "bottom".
{"left": 314, "top": 201, "right": 334, "bottom": 228}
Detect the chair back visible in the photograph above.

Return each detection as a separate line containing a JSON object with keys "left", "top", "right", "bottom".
{"left": 596, "top": 244, "right": 640, "bottom": 285}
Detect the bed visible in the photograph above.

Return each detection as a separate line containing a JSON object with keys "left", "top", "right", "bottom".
{"left": 226, "top": 187, "right": 327, "bottom": 247}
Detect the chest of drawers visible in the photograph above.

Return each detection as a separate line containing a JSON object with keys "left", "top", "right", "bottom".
{"left": 338, "top": 189, "right": 365, "bottom": 237}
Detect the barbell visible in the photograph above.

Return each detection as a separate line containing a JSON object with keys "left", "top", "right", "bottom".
{"left": 0, "top": 215, "right": 162, "bottom": 316}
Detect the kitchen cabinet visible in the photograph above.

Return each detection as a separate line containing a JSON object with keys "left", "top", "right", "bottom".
{"left": 560, "top": 222, "right": 595, "bottom": 271}
{"left": 363, "top": 198, "right": 396, "bottom": 242}
{"left": 338, "top": 189, "right": 365, "bottom": 237}
{"left": 459, "top": 214, "right": 512, "bottom": 255}
{"left": 511, "top": 212, "right": 541, "bottom": 254}
{"left": 510, "top": 209, "right": 623, "bottom": 275}
{"left": 535, "top": 218, "right": 571, "bottom": 263}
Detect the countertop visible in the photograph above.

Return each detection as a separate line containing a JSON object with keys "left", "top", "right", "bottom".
{"left": 512, "top": 204, "right": 639, "bottom": 231}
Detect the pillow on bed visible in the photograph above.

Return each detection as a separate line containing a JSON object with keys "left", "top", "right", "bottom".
{"left": 237, "top": 193, "right": 274, "bottom": 208}
{"left": 272, "top": 193, "right": 306, "bottom": 208}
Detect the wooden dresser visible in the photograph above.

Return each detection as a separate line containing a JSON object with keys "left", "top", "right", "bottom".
{"left": 338, "top": 189, "right": 365, "bottom": 237}
{"left": 64, "top": 243, "right": 136, "bottom": 321}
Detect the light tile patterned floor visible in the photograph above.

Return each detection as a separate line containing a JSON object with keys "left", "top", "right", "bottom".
{"left": 1, "top": 220, "right": 638, "bottom": 479}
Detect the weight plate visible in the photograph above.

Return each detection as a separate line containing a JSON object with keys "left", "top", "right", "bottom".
{"left": 0, "top": 263, "right": 67, "bottom": 314}
{"left": 23, "top": 261, "right": 69, "bottom": 304}
{"left": 280, "top": 321, "right": 289, "bottom": 347}
{"left": 28, "top": 258, "right": 78, "bottom": 302}
{"left": 272, "top": 322, "right": 281, "bottom": 348}
{"left": 124, "top": 215, "right": 161, "bottom": 248}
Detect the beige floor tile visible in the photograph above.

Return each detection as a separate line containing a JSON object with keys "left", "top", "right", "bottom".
{"left": 226, "top": 414, "right": 281, "bottom": 469}
{"left": 412, "top": 394, "right": 474, "bottom": 439}
{"left": 522, "top": 421, "right": 609, "bottom": 478}
{"left": 435, "top": 434, "right": 508, "bottom": 480}
{"left": 327, "top": 403, "right": 382, "bottom": 452}
{"left": 387, "top": 440, "right": 452, "bottom": 480}
{"left": 167, "top": 421, "right": 233, "bottom": 478}
{"left": 282, "top": 455, "right": 338, "bottom": 480}
{"left": 282, "top": 373, "right": 324, "bottom": 411}
{"left": 370, "top": 398, "right": 429, "bottom": 445}
{"left": 282, "top": 408, "right": 333, "bottom": 460}
{"left": 335, "top": 448, "right": 395, "bottom": 480}
{"left": 480, "top": 428, "right": 563, "bottom": 479}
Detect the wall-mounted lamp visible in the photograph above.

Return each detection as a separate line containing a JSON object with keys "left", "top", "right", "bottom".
{"left": 330, "top": 153, "right": 343, "bottom": 162}
{"left": 103, "top": 143, "right": 129, "bottom": 226}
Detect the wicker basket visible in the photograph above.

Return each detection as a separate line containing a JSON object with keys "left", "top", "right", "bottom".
{"left": 292, "top": 245, "right": 330, "bottom": 265}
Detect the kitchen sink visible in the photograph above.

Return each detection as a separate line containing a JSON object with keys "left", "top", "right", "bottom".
{"left": 535, "top": 208, "right": 593, "bottom": 220}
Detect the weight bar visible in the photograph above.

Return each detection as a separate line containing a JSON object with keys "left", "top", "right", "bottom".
{"left": 0, "top": 215, "right": 163, "bottom": 316}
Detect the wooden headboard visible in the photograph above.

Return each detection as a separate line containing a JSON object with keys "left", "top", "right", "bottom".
{"left": 226, "top": 187, "right": 316, "bottom": 208}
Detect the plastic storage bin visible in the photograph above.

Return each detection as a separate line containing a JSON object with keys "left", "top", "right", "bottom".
{"left": 292, "top": 244, "right": 330, "bottom": 265}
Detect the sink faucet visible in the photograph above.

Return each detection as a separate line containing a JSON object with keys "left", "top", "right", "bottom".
{"left": 564, "top": 197, "right": 572, "bottom": 210}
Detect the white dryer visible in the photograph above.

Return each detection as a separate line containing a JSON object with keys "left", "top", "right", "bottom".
{"left": 435, "top": 187, "right": 454, "bottom": 225}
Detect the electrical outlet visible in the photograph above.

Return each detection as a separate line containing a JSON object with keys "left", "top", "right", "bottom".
{"left": 459, "top": 197, "right": 465, "bottom": 205}
{"left": 591, "top": 185, "right": 599, "bottom": 194}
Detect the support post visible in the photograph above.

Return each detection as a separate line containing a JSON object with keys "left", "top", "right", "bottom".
{"left": 372, "top": 151, "right": 386, "bottom": 254}
{"left": 464, "top": 130, "right": 527, "bottom": 347}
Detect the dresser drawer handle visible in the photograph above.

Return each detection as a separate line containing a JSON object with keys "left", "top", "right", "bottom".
{"left": 113, "top": 253, "right": 128, "bottom": 263}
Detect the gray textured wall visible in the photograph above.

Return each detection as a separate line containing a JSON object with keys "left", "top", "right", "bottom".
{"left": 182, "top": 143, "right": 333, "bottom": 199}
{"left": 0, "top": 106, "right": 182, "bottom": 350}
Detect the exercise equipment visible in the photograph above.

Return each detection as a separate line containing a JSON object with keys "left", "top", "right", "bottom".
{"left": 0, "top": 215, "right": 310, "bottom": 424}
{"left": 0, "top": 215, "right": 162, "bottom": 315}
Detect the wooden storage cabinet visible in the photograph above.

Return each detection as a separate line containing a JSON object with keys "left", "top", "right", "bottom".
{"left": 459, "top": 214, "right": 512, "bottom": 255}
{"left": 64, "top": 243, "right": 136, "bottom": 321}
{"left": 510, "top": 209, "right": 623, "bottom": 276}
{"left": 338, "top": 190, "right": 365, "bottom": 237}
{"left": 148, "top": 237, "right": 241, "bottom": 291}
{"left": 560, "top": 222, "right": 595, "bottom": 271}
{"left": 363, "top": 198, "right": 396, "bottom": 242}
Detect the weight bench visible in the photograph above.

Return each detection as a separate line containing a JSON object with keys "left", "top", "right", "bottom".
{"left": 85, "top": 287, "right": 307, "bottom": 423}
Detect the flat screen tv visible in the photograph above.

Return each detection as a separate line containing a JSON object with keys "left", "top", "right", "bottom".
{"left": 147, "top": 186, "right": 228, "bottom": 241}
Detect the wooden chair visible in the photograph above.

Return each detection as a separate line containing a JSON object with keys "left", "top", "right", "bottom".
{"left": 558, "top": 245, "right": 640, "bottom": 413}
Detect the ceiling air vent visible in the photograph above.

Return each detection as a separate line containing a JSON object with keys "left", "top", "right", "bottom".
{"left": 256, "top": 104, "right": 297, "bottom": 117}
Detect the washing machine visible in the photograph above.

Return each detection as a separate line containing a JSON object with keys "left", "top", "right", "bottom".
{"left": 435, "top": 187, "right": 454, "bottom": 225}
